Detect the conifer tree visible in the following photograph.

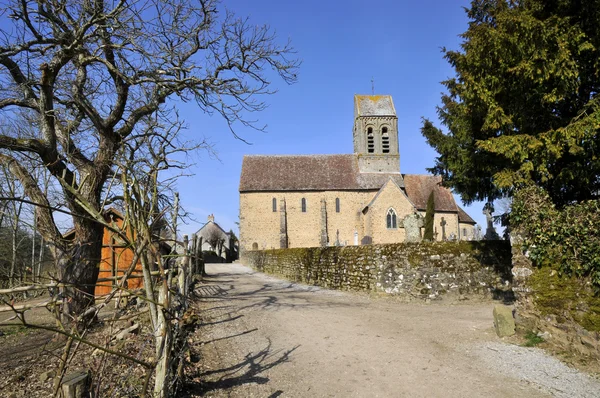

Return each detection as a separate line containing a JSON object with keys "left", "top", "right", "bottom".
{"left": 422, "top": 0, "right": 600, "bottom": 206}
{"left": 423, "top": 191, "right": 435, "bottom": 241}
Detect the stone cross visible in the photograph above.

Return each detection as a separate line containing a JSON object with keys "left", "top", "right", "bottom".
{"left": 401, "top": 213, "right": 425, "bottom": 243}
{"left": 483, "top": 203, "right": 500, "bottom": 240}
{"left": 440, "top": 217, "right": 447, "bottom": 241}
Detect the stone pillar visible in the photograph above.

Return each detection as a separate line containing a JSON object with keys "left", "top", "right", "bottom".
{"left": 320, "top": 198, "right": 328, "bottom": 247}
{"left": 510, "top": 229, "right": 535, "bottom": 331}
{"left": 279, "top": 198, "right": 288, "bottom": 249}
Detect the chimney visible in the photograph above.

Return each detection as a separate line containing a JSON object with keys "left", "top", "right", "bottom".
{"left": 207, "top": 214, "right": 215, "bottom": 223}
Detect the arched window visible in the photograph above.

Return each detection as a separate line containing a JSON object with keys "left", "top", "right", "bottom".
{"left": 386, "top": 208, "right": 397, "bottom": 229}
{"left": 335, "top": 197, "right": 340, "bottom": 213}
{"left": 381, "top": 127, "right": 390, "bottom": 153}
{"left": 252, "top": 242, "right": 258, "bottom": 250}
{"left": 301, "top": 198, "right": 307, "bottom": 212}
{"left": 367, "top": 127, "right": 374, "bottom": 153}
{"left": 272, "top": 197, "right": 277, "bottom": 212}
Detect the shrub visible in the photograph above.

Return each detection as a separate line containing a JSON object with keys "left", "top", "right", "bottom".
{"left": 511, "top": 186, "right": 600, "bottom": 289}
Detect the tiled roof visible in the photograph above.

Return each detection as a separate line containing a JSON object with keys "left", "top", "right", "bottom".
{"left": 402, "top": 174, "right": 458, "bottom": 212}
{"left": 239, "top": 154, "right": 405, "bottom": 192}
{"left": 457, "top": 206, "right": 477, "bottom": 224}
{"left": 354, "top": 95, "right": 396, "bottom": 116}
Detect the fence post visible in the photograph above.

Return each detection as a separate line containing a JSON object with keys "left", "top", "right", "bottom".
{"left": 191, "top": 233, "right": 197, "bottom": 275}
{"left": 198, "top": 236, "right": 205, "bottom": 276}
{"left": 180, "top": 235, "right": 189, "bottom": 298}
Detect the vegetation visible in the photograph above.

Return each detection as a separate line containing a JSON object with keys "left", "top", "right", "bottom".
{"left": 423, "top": 192, "right": 435, "bottom": 241}
{"left": 0, "top": 0, "right": 299, "bottom": 316}
{"left": 523, "top": 330, "right": 544, "bottom": 347}
{"left": 511, "top": 186, "right": 600, "bottom": 289}
{"left": 422, "top": 0, "right": 600, "bottom": 206}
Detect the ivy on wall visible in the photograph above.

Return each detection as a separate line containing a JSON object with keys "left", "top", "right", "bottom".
{"left": 511, "top": 186, "right": 600, "bottom": 290}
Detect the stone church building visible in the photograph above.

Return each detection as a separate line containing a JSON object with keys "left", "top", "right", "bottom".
{"left": 239, "top": 95, "right": 476, "bottom": 253}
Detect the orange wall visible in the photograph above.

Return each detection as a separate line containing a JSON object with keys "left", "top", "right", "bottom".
{"left": 95, "top": 214, "right": 144, "bottom": 296}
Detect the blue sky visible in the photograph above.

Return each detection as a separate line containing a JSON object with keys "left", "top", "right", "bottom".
{"left": 174, "top": 0, "right": 489, "bottom": 237}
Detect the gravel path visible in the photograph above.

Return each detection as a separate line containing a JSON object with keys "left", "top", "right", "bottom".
{"left": 187, "top": 263, "right": 600, "bottom": 397}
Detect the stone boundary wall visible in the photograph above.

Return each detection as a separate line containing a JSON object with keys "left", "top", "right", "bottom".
{"left": 242, "top": 241, "right": 513, "bottom": 301}
{"left": 511, "top": 231, "right": 600, "bottom": 360}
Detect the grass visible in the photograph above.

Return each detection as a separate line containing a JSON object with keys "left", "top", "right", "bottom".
{"left": 523, "top": 330, "right": 545, "bottom": 347}
{"left": 0, "top": 324, "right": 31, "bottom": 337}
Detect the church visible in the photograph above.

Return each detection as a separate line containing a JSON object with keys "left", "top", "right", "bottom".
{"left": 239, "top": 95, "right": 476, "bottom": 253}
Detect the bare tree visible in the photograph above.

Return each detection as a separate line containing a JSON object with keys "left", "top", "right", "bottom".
{"left": 205, "top": 225, "right": 225, "bottom": 254}
{"left": 0, "top": 0, "right": 299, "bottom": 317}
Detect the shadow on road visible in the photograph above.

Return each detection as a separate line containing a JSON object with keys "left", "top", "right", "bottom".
{"left": 183, "top": 340, "right": 299, "bottom": 396}
{"left": 195, "top": 269, "right": 365, "bottom": 314}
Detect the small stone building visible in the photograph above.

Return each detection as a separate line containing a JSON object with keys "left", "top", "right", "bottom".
{"left": 239, "top": 95, "right": 476, "bottom": 253}
{"left": 195, "top": 214, "right": 238, "bottom": 262}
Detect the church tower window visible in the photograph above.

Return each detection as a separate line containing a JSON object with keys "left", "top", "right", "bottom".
{"left": 301, "top": 198, "right": 307, "bottom": 212}
{"left": 335, "top": 198, "right": 340, "bottom": 213}
{"left": 367, "top": 127, "right": 374, "bottom": 153}
{"left": 386, "top": 208, "right": 397, "bottom": 229}
{"left": 272, "top": 198, "right": 277, "bottom": 212}
{"left": 382, "top": 127, "right": 390, "bottom": 153}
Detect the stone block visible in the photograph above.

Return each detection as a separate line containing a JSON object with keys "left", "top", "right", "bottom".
{"left": 61, "top": 370, "right": 90, "bottom": 398}
{"left": 493, "top": 304, "right": 515, "bottom": 337}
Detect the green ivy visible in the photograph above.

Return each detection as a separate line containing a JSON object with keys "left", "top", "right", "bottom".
{"left": 511, "top": 186, "right": 600, "bottom": 290}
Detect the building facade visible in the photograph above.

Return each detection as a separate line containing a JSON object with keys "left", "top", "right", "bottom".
{"left": 196, "top": 214, "right": 238, "bottom": 262}
{"left": 239, "top": 95, "right": 476, "bottom": 253}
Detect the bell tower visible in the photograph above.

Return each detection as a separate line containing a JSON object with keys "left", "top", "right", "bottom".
{"left": 353, "top": 95, "right": 400, "bottom": 173}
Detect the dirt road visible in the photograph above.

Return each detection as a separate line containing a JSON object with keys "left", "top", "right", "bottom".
{"left": 187, "top": 263, "right": 600, "bottom": 398}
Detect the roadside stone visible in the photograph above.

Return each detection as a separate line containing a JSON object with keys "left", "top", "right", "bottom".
{"left": 115, "top": 323, "right": 140, "bottom": 340}
{"left": 493, "top": 305, "right": 515, "bottom": 337}
{"left": 39, "top": 369, "right": 56, "bottom": 382}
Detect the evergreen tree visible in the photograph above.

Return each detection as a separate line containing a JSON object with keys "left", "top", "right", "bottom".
{"left": 422, "top": 0, "right": 600, "bottom": 206}
{"left": 423, "top": 191, "right": 435, "bottom": 241}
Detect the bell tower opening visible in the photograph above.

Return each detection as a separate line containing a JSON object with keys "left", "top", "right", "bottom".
{"left": 353, "top": 95, "right": 400, "bottom": 173}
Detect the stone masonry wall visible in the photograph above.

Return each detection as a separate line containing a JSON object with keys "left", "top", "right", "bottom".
{"left": 239, "top": 190, "right": 464, "bottom": 254}
{"left": 242, "top": 241, "right": 512, "bottom": 301}
{"left": 511, "top": 230, "right": 600, "bottom": 360}
{"left": 240, "top": 190, "right": 376, "bottom": 252}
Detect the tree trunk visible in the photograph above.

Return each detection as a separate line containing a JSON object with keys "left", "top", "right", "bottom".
{"left": 37, "top": 237, "right": 44, "bottom": 283}
{"left": 10, "top": 221, "right": 17, "bottom": 288}
{"left": 58, "top": 220, "right": 104, "bottom": 320}
{"left": 31, "top": 217, "right": 36, "bottom": 283}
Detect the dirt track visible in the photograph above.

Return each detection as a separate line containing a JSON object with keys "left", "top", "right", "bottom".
{"left": 186, "top": 263, "right": 600, "bottom": 397}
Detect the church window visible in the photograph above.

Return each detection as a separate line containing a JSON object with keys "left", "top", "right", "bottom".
{"left": 382, "top": 127, "right": 390, "bottom": 154}
{"left": 367, "top": 127, "right": 374, "bottom": 153}
{"left": 463, "top": 228, "right": 467, "bottom": 237}
{"left": 272, "top": 198, "right": 277, "bottom": 212}
{"left": 386, "top": 208, "right": 397, "bottom": 229}
{"left": 335, "top": 198, "right": 340, "bottom": 213}
{"left": 301, "top": 198, "right": 307, "bottom": 212}
{"left": 252, "top": 242, "right": 258, "bottom": 250}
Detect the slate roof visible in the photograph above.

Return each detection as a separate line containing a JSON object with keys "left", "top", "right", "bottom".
{"left": 354, "top": 95, "right": 396, "bottom": 117}
{"left": 457, "top": 206, "right": 477, "bottom": 224}
{"left": 402, "top": 174, "right": 458, "bottom": 212}
{"left": 239, "top": 154, "right": 405, "bottom": 192}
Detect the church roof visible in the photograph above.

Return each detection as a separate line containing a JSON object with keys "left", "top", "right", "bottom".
{"left": 239, "top": 154, "right": 405, "bottom": 192}
{"left": 402, "top": 174, "right": 458, "bottom": 212}
{"left": 457, "top": 206, "right": 477, "bottom": 224}
{"left": 354, "top": 95, "right": 396, "bottom": 116}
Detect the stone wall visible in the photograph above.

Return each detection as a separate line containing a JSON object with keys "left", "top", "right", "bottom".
{"left": 511, "top": 231, "right": 600, "bottom": 359}
{"left": 243, "top": 241, "right": 512, "bottom": 301}
{"left": 239, "top": 190, "right": 375, "bottom": 252}
{"left": 239, "top": 189, "right": 466, "bottom": 254}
